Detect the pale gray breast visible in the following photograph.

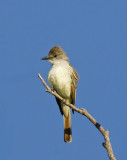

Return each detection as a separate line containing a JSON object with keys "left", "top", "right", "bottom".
{"left": 48, "top": 63, "right": 72, "bottom": 98}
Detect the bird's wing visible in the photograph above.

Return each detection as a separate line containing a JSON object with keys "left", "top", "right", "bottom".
{"left": 55, "top": 97, "right": 63, "bottom": 115}
{"left": 70, "top": 65, "right": 79, "bottom": 106}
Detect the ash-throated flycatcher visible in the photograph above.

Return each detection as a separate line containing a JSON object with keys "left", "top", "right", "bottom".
{"left": 42, "top": 46, "right": 79, "bottom": 143}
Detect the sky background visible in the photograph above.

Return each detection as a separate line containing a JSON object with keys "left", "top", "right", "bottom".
{"left": 0, "top": 0, "right": 127, "bottom": 160}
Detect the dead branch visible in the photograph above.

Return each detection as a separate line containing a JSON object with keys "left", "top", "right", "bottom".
{"left": 38, "top": 73, "right": 116, "bottom": 160}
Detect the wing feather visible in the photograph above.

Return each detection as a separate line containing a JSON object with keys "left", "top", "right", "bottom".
{"left": 70, "top": 65, "right": 79, "bottom": 113}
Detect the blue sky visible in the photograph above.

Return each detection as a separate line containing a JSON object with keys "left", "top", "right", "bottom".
{"left": 0, "top": 0, "right": 127, "bottom": 159}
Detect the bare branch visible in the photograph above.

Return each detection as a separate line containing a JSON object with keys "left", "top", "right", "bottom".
{"left": 38, "top": 73, "right": 116, "bottom": 160}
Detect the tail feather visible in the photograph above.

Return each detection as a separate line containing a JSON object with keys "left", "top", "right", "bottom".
{"left": 64, "top": 107, "right": 72, "bottom": 143}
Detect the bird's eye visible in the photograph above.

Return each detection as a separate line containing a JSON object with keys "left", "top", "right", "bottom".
{"left": 54, "top": 55, "right": 57, "bottom": 57}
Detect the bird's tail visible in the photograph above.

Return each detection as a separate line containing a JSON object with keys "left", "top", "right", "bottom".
{"left": 63, "top": 105, "right": 72, "bottom": 143}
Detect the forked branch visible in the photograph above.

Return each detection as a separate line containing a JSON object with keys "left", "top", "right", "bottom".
{"left": 38, "top": 73, "right": 116, "bottom": 160}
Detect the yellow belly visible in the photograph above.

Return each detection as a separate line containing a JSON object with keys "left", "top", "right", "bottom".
{"left": 48, "top": 64, "right": 72, "bottom": 99}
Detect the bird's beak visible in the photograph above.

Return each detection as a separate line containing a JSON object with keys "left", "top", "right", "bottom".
{"left": 41, "top": 56, "right": 49, "bottom": 60}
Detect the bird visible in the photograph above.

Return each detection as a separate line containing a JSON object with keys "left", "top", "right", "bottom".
{"left": 42, "top": 46, "right": 79, "bottom": 142}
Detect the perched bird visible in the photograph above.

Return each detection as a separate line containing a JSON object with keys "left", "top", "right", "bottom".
{"left": 42, "top": 46, "right": 79, "bottom": 142}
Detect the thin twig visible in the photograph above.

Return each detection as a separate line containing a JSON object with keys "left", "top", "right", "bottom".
{"left": 38, "top": 73, "right": 116, "bottom": 160}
